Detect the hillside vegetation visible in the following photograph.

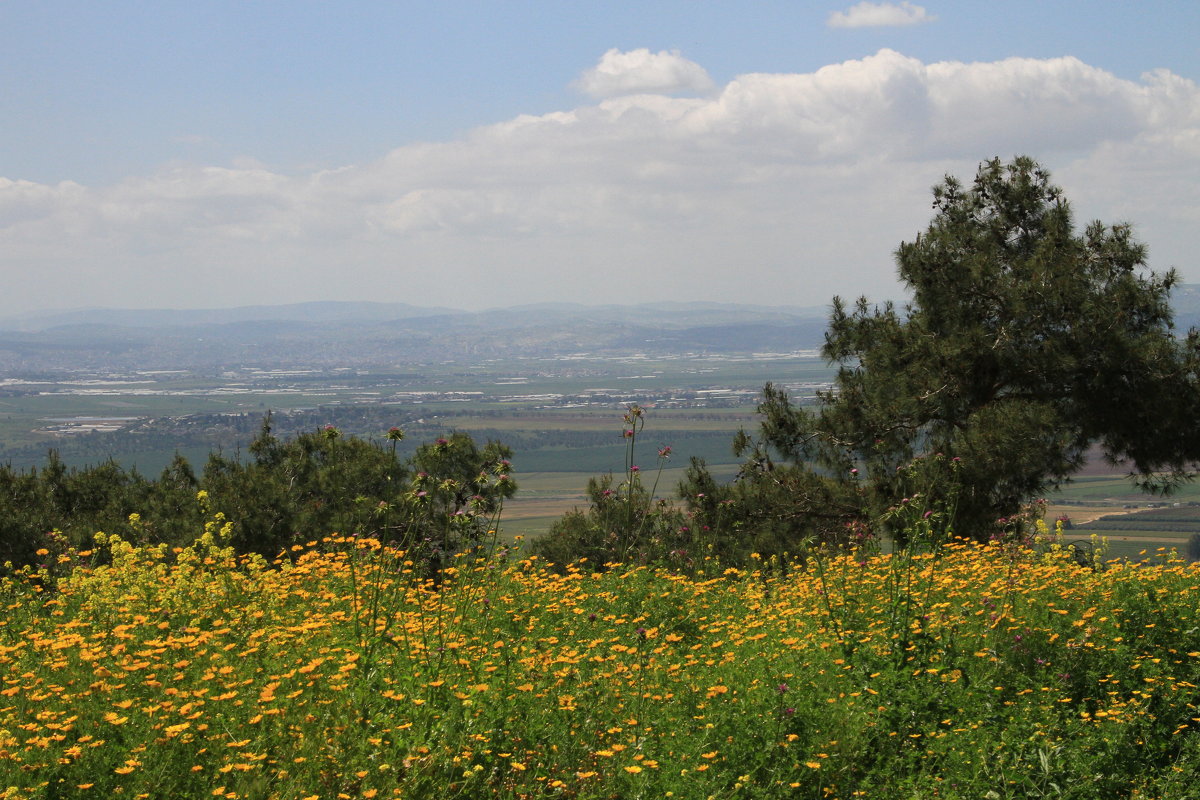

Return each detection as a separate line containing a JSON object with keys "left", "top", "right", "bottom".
{"left": 2, "top": 519, "right": 1199, "bottom": 799}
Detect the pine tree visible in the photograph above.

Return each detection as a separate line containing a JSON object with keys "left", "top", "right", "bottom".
{"left": 719, "top": 156, "right": 1200, "bottom": 543}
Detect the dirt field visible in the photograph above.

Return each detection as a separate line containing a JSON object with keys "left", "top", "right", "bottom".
{"left": 1047, "top": 503, "right": 1144, "bottom": 526}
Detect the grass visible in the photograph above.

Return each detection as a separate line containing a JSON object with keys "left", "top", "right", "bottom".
{"left": 3, "top": 519, "right": 1200, "bottom": 799}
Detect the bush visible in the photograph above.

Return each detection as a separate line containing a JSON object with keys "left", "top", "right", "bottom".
{"left": 0, "top": 415, "right": 513, "bottom": 572}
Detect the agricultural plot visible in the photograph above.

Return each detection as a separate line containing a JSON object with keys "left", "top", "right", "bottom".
{"left": 1065, "top": 505, "right": 1200, "bottom": 562}
{"left": 1044, "top": 470, "right": 1200, "bottom": 560}
{"left": 9, "top": 350, "right": 1200, "bottom": 549}
{"left": 0, "top": 355, "right": 823, "bottom": 538}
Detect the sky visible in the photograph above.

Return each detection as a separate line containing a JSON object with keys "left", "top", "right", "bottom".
{"left": 2, "top": 1, "right": 1198, "bottom": 315}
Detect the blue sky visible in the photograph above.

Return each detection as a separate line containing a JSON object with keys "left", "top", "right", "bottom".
{"left": 2, "top": 1, "right": 1198, "bottom": 314}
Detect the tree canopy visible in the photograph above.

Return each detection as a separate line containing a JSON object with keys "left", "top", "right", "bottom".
{"left": 708, "top": 156, "right": 1200, "bottom": 543}
{"left": 0, "top": 419, "right": 515, "bottom": 570}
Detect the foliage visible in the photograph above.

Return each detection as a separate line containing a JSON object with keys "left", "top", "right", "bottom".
{"left": 386, "top": 431, "right": 516, "bottom": 571}
{"left": 200, "top": 417, "right": 411, "bottom": 556}
{"left": 533, "top": 405, "right": 695, "bottom": 569}
{"left": 0, "top": 416, "right": 513, "bottom": 569}
{"left": 703, "top": 156, "right": 1200, "bottom": 544}
{"left": 532, "top": 403, "right": 891, "bottom": 571}
{"left": 679, "top": 440, "right": 867, "bottom": 557}
{"left": 529, "top": 404, "right": 801, "bottom": 571}
{"left": 3, "top": 511, "right": 1200, "bottom": 798}
{"left": 0, "top": 451, "right": 152, "bottom": 569}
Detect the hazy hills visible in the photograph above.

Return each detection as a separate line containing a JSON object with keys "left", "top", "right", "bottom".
{"left": 0, "top": 300, "right": 829, "bottom": 331}
{"left": 0, "top": 301, "right": 459, "bottom": 330}
{"left": 6, "top": 286, "right": 1200, "bottom": 373}
{"left": 0, "top": 300, "right": 833, "bottom": 371}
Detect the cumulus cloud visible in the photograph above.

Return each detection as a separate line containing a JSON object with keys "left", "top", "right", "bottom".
{"left": 1, "top": 50, "right": 1197, "bottom": 313}
{"left": 828, "top": 2, "right": 936, "bottom": 28}
{"left": 574, "top": 48, "right": 715, "bottom": 98}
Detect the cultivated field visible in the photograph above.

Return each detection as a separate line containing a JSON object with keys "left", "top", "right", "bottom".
{"left": 5, "top": 353, "right": 1200, "bottom": 550}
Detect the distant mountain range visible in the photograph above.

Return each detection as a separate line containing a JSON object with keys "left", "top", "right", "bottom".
{"left": 4, "top": 287, "right": 1200, "bottom": 372}
{"left": 0, "top": 299, "right": 835, "bottom": 331}
{"left": 0, "top": 301, "right": 460, "bottom": 330}
{"left": 0, "top": 300, "right": 835, "bottom": 371}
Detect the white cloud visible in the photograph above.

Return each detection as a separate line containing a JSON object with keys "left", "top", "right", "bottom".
{"left": 574, "top": 48, "right": 715, "bottom": 98}
{"left": 828, "top": 2, "right": 936, "bottom": 29}
{"left": 1, "top": 50, "right": 1197, "bottom": 313}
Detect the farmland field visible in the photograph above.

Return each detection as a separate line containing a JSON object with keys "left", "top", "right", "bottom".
{"left": 5, "top": 350, "right": 1200, "bottom": 546}
{"left": 0, "top": 354, "right": 820, "bottom": 538}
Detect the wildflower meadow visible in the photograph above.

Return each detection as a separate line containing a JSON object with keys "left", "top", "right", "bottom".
{"left": 2, "top": 502, "right": 1199, "bottom": 799}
